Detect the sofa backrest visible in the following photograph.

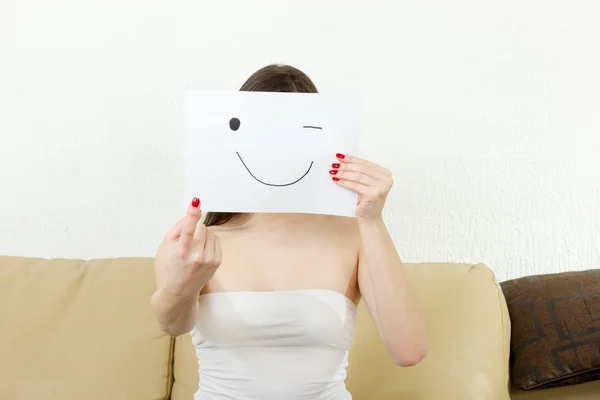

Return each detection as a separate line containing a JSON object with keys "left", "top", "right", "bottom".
{"left": 172, "top": 262, "right": 512, "bottom": 400}
{"left": 1, "top": 257, "right": 511, "bottom": 400}
{"left": 346, "top": 262, "right": 511, "bottom": 399}
{"left": 0, "top": 256, "right": 173, "bottom": 400}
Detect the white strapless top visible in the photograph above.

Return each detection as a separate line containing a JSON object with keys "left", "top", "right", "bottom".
{"left": 190, "top": 289, "right": 357, "bottom": 400}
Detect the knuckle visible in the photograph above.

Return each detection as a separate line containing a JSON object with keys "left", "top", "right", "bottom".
{"left": 203, "top": 256, "right": 215, "bottom": 266}
{"left": 184, "top": 217, "right": 197, "bottom": 230}
{"left": 191, "top": 251, "right": 205, "bottom": 264}
{"left": 175, "top": 246, "right": 187, "bottom": 260}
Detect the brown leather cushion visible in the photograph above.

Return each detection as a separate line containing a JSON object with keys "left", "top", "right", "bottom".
{"left": 501, "top": 269, "right": 600, "bottom": 390}
{"left": 511, "top": 379, "right": 600, "bottom": 400}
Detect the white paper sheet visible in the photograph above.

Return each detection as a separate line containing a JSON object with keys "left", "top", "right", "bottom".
{"left": 183, "top": 90, "right": 360, "bottom": 217}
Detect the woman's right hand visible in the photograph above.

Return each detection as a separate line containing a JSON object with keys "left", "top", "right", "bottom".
{"left": 160, "top": 198, "right": 222, "bottom": 298}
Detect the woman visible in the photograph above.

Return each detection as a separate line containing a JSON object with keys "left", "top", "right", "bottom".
{"left": 151, "top": 65, "right": 428, "bottom": 400}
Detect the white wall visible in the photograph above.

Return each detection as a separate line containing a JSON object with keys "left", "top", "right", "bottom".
{"left": 1, "top": 0, "right": 599, "bottom": 282}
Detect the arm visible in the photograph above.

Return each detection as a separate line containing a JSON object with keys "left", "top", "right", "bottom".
{"left": 151, "top": 242, "right": 200, "bottom": 337}
{"left": 356, "top": 217, "right": 428, "bottom": 366}
{"left": 151, "top": 198, "right": 221, "bottom": 337}
{"left": 331, "top": 153, "right": 428, "bottom": 366}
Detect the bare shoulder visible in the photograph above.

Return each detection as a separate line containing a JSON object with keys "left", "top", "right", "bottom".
{"left": 295, "top": 214, "right": 360, "bottom": 236}
{"left": 325, "top": 215, "right": 360, "bottom": 235}
{"left": 315, "top": 215, "right": 362, "bottom": 251}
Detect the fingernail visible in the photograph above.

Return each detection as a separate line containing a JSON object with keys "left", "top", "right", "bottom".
{"left": 332, "top": 177, "right": 340, "bottom": 182}
{"left": 192, "top": 198, "right": 200, "bottom": 208}
{"left": 336, "top": 153, "right": 345, "bottom": 159}
{"left": 329, "top": 169, "right": 338, "bottom": 175}
{"left": 331, "top": 163, "right": 340, "bottom": 168}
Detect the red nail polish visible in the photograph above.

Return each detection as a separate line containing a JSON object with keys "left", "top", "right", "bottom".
{"left": 191, "top": 198, "right": 200, "bottom": 208}
{"left": 329, "top": 170, "right": 338, "bottom": 175}
{"left": 332, "top": 177, "right": 340, "bottom": 182}
{"left": 336, "top": 153, "right": 345, "bottom": 159}
{"left": 331, "top": 163, "right": 340, "bottom": 168}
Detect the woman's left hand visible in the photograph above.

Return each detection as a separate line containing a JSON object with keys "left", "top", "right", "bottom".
{"left": 330, "top": 153, "right": 393, "bottom": 220}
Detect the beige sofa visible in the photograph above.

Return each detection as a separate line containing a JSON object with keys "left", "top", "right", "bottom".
{"left": 1, "top": 256, "right": 598, "bottom": 399}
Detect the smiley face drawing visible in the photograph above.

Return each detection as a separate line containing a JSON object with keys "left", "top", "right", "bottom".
{"left": 229, "top": 117, "right": 322, "bottom": 187}
{"left": 184, "top": 90, "right": 359, "bottom": 216}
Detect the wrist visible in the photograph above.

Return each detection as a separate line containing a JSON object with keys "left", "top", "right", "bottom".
{"left": 160, "top": 282, "right": 202, "bottom": 301}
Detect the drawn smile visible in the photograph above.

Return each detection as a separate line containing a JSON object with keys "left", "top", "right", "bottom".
{"left": 236, "top": 151, "right": 313, "bottom": 187}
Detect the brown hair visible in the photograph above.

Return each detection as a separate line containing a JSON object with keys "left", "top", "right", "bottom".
{"left": 203, "top": 64, "right": 319, "bottom": 227}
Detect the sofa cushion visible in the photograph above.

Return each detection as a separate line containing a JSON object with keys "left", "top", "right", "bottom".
{"left": 172, "top": 263, "right": 511, "bottom": 399}
{"left": 172, "top": 334, "right": 199, "bottom": 400}
{"left": 346, "top": 263, "right": 511, "bottom": 400}
{"left": 0, "top": 256, "right": 173, "bottom": 400}
{"left": 501, "top": 269, "right": 600, "bottom": 390}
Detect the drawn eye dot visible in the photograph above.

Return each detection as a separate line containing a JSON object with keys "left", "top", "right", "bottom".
{"left": 229, "top": 118, "right": 241, "bottom": 131}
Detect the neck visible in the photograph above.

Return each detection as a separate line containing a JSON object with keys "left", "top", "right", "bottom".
{"left": 228, "top": 212, "right": 319, "bottom": 229}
